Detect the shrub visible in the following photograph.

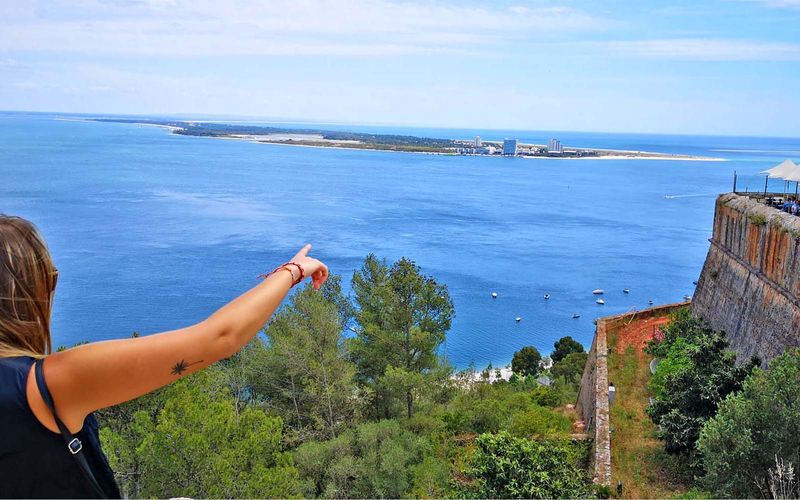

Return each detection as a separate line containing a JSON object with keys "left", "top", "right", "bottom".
{"left": 593, "top": 483, "right": 612, "bottom": 498}
{"left": 648, "top": 337, "right": 692, "bottom": 399}
{"left": 675, "top": 487, "right": 714, "bottom": 499}
{"left": 646, "top": 310, "right": 755, "bottom": 458}
{"left": 698, "top": 349, "right": 800, "bottom": 498}
{"left": 506, "top": 405, "right": 572, "bottom": 439}
{"left": 530, "top": 384, "right": 561, "bottom": 407}
{"left": 456, "top": 432, "right": 588, "bottom": 499}
{"left": 645, "top": 307, "right": 701, "bottom": 359}
{"left": 293, "top": 419, "right": 438, "bottom": 498}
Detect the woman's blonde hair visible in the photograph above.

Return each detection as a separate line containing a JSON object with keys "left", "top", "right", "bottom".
{"left": 0, "top": 215, "right": 56, "bottom": 358}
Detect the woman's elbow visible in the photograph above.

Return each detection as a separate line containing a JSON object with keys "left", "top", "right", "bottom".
{"left": 199, "top": 317, "right": 240, "bottom": 360}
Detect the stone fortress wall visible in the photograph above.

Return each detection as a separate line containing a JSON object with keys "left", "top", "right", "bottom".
{"left": 692, "top": 193, "right": 800, "bottom": 365}
{"left": 577, "top": 192, "right": 800, "bottom": 485}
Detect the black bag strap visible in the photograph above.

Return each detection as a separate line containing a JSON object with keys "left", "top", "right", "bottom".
{"left": 34, "top": 358, "right": 108, "bottom": 499}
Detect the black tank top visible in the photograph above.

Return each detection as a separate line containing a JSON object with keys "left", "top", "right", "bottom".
{"left": 0, "top": 356, "right": 121, "bottom": 498}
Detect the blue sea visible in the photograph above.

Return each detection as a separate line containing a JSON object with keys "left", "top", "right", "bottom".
{"left": 2, "top": 112, "right": 798, "bottom": 368}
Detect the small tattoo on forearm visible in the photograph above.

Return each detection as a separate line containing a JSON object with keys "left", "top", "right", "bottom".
{"left": 170, "top": 359, "right": 204, "bottom": 376}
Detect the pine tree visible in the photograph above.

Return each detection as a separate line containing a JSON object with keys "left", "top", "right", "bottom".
{"left": 253, "top": 276, "right": 358, "bottom": 443}
{"left": 350, "top": 255, "right": 454, "bottom": 419}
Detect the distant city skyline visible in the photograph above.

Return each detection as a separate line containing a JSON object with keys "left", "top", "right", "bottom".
{"left": 1, "top": 0, "right": 799, "bottom": 137}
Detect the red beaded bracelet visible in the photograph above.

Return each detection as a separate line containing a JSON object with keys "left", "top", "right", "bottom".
{"left": 258, "top": 261, "right": 305, "bottom": 287}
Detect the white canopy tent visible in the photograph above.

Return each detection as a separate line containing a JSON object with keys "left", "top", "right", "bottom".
{"left": 782, "top": 161, "right": 800, "bottom": 197}
{"left": 760, "top": 159, "right": 799, "bottom": 178}
{"left": 760, "top": 159, "right": 800, "bottom": 196}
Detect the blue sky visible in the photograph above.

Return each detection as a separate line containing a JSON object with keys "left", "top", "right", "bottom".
{"left": 1, "top": 0, "right": 799, "bottom": 136}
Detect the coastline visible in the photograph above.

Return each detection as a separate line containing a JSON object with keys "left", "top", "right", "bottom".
{"left": 81, "top": 117, "right": 727, "bottom": 161}
{"left": 55, "top": 117, "right": 184, "bottom": 132}
{"left": 209, "top": 135, "right": 726, "bottom": 161}
{"left": 523, "top": 154, "right": 727, "bottom": 162}
{"left": 130, "top": 122, "right": 184, "bottom": 132}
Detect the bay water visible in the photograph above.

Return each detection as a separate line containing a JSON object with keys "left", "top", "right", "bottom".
{"left": 1, "top": 112, "right": 797, "bottom": 368}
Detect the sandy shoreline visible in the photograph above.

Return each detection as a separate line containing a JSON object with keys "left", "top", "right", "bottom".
{"left": 55, "top": 117, "right": 183, "bottom": 132}
{"left": 520, "top": 154, "right": 726, "bottom": 162}
{"left": 248, "top": 138, "right": 725, "bottom": 161}
{"left": 464, "top": 139, "right": 726, "bottom": 162}
{"left": 134, "top": 123, "right": 183, "bottom": 132}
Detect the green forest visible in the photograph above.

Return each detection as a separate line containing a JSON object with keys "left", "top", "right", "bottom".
{"left": 643, "top": 308, "right": 800, "bottom": 498}
{"left": 85, "top": 255, "right": 800, "bottom": 499}
{"left": 94, "top": 255, "right": 592, "bottom": 499}
{"left": 92, "top": 119, "right": 460, "bottom": 151}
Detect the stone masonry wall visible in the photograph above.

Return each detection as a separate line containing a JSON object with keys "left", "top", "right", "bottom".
{"left": 575, "top": 319, "right": 608, "bottom": 485}
{"left": 692, "top": 193, "right": 800, "bottom": 365}
{"left": 576, "top": 333, "right": 597, "bottom": 430}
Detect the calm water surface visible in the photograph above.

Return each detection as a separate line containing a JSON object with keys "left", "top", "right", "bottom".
{"left": 1, "top": 113, "right": 797, "bottom": 368}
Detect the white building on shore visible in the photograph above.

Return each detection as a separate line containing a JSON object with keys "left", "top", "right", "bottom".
{"left": 503, "top": 139, "right": 518, "bottom": 156}
{"left": 547, "top": 138, "right": 563, "bottom": 154}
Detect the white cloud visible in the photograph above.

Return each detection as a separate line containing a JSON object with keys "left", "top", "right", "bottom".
{"left": 601, "top": 38, "right": 800, "bottom": 61}
{"left": 0, "top": 0, "right": 607, "bottom": 56}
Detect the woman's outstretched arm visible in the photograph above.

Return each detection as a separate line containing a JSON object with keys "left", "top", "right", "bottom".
{"left": 27, "top": 244, "right": 329, "bottom": 433}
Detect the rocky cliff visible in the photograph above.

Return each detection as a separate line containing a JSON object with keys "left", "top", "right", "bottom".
{"left": 692, "top": 193, "right": 800, "bottom": 365}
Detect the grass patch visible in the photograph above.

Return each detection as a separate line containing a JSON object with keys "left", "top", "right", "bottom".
{"left": 608, "top": 330, "right": 693, "bottom": 498}
{"left": 748, "top": 213, "right": 767, "bottom": 226}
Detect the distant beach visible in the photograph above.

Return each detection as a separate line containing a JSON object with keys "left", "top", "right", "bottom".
{"left": 86, "top": 117, "right": 725, "bottom": 162}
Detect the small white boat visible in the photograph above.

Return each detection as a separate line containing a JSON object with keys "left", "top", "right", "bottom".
{"left": 491, "top": 292, "right": 498, "bottom": 298}
{"left": 596, "top": 298, "right": 605, "bottom": 305}
{"left": 648, "top": 299, "right": 654, "bottom": 305}
{"left": 572, "top": 313, "right": 580, "bottom": 319}
{"left": 544, "top": 294, "right": 551, "bottom": 300}
{"left": 515, "top": 316, "right": 521, "bottom": 322}
{"left": 623, "top": 288, "right": 630, "bottom": 294}
{"left": 683, "top": 295, "right": 692, "bottom": 301}
{"left": 592, "top": 289, "right": 604, "bottom": 295}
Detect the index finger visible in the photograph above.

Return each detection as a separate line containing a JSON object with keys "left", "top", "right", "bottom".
{"left": 297, "top": 244, "right": 312, "bottom": 257}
